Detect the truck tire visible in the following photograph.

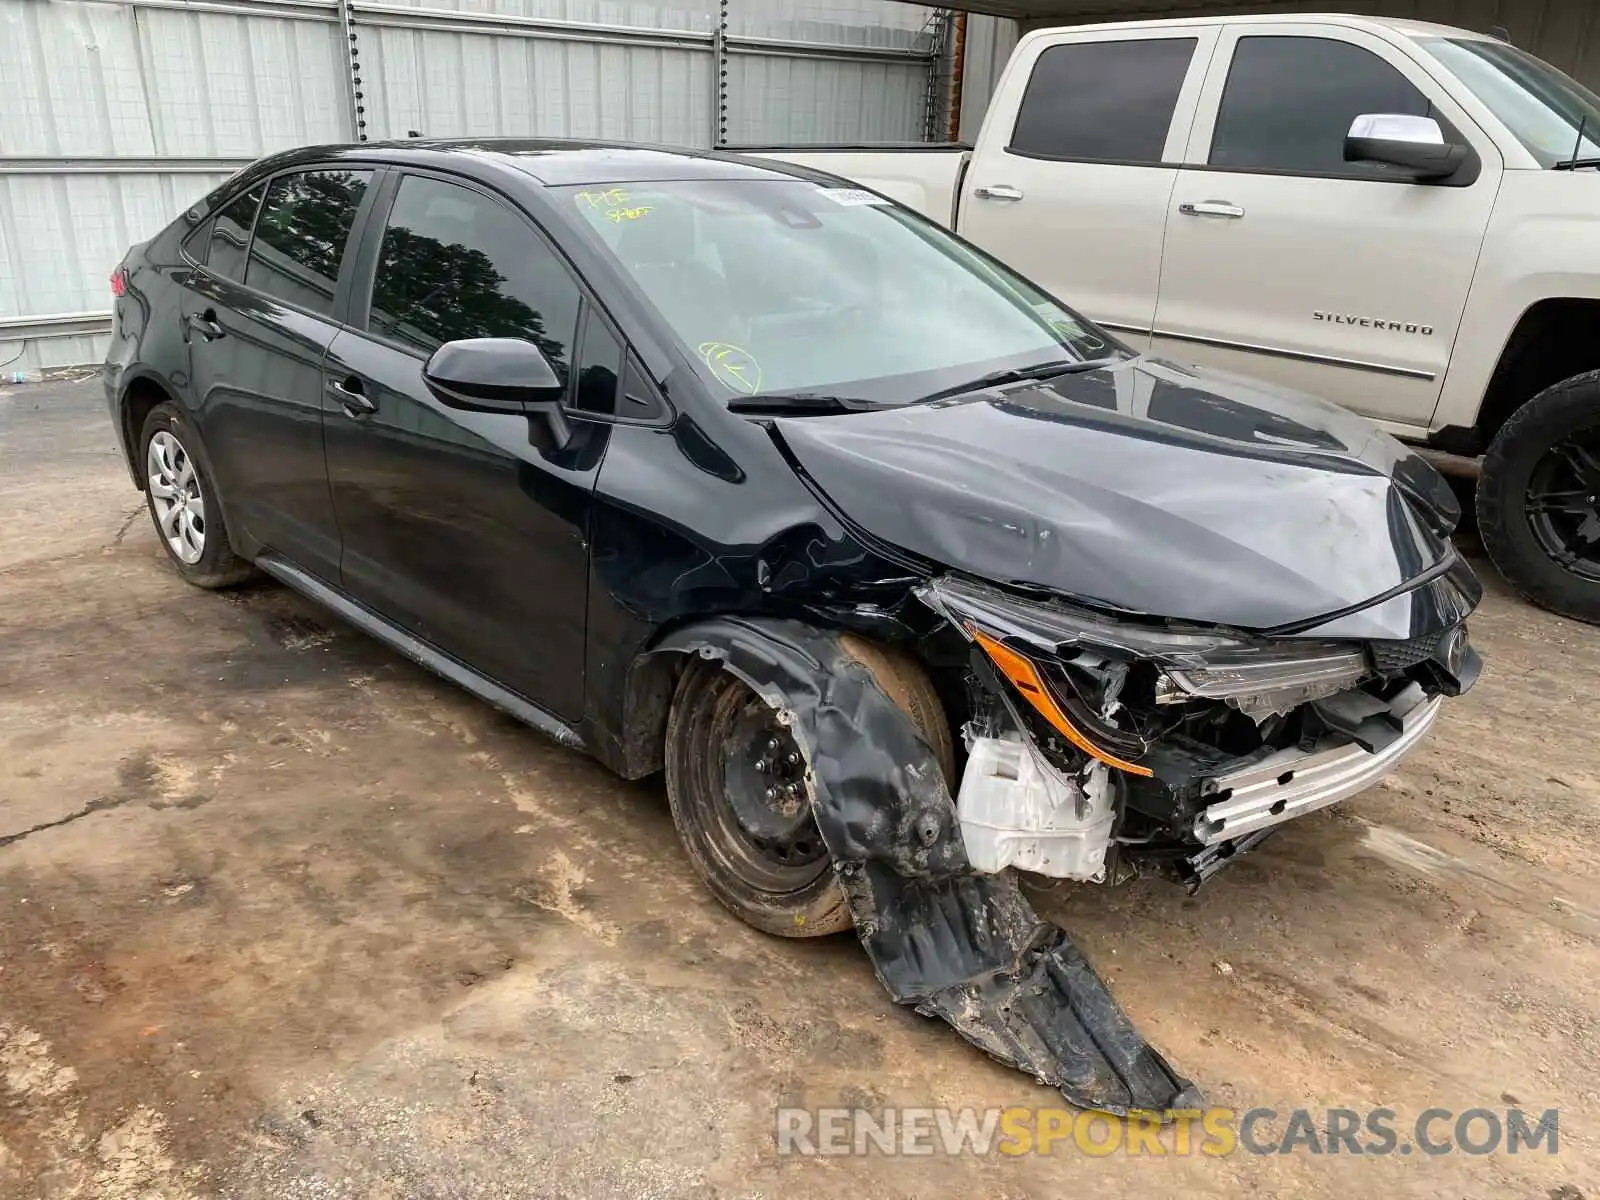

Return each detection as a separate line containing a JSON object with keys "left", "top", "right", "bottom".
{"left": 1478, "top": 370, "right": 1600, "bottom": 623}
{"left": 663, "top": 634, "right": 955, "bottom": 938}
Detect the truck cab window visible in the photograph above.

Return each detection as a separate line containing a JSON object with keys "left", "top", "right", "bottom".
{"left": 1210, "top": 36, "right": 1435, "bottom": 176}
{"left": 1009, "top": 38, "right": 1197, "bottom": 164}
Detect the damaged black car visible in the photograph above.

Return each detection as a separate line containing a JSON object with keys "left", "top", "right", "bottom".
{"left": 106, "top": 139, "right": 1482, "bottom": 1118}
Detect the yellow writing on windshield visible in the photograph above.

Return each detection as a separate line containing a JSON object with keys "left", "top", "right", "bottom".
{"left": 576, "top": 188, "right": 630, "bottom": 210}
{"left": 698, "top": 342, "right": 762, "bottom": 394}
{"left": 606, "top": 206, "right": 654, "bottom": 223}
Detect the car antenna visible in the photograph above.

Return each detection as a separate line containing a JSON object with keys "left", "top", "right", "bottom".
{"left": 1490, "top": 24, "right": 1511, "bottom": 43}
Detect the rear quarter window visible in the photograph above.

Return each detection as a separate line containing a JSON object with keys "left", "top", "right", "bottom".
{"left": 205, "top": 184, "right": 266, "bottom": 282}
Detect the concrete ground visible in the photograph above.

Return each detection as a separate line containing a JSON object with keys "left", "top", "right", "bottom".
{"left": 1, "top": 377, "right": 1597, "bottom": 1199}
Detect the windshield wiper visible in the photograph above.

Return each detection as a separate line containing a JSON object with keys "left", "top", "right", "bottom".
{"left": 1554, "top": 112, "right": 1600, "bottom": 169}
{"left": 726, "top": 357, "right": 1123, "bottom": 415}
{"left": 726, "top": 392, "right": 883, "bottom": 415}
{"left": 918, "top": 357, "right": 1121, "bottom": 404}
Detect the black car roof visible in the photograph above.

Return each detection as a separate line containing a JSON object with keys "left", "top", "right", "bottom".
{"left": 270, "top": 137, "right": 812, "bottom": 188}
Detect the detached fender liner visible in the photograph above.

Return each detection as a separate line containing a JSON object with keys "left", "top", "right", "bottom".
{"left": 653, "top": 616, "right": 1201, "bottom": 1117}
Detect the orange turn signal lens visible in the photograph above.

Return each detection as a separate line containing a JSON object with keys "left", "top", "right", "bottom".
{"left": 971, "top": 628, "right": 1154, "bottom": 777}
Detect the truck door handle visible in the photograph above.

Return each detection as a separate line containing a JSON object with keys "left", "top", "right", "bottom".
{"left": 974, "top": 184, "right": 1024, "bottom": 202}
{"left": 186, "top": 311, "right": 225, "bottom": 341}
{"left": 328, "top": 376, "right": 377, "bottom": 417}
{"left": 1179, "top": 200, "right": 1246, "bottom": 219}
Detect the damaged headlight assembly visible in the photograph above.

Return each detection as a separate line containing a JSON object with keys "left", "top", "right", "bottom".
{"left": 919, "top": 576, "right": 1459, "bottom": 886}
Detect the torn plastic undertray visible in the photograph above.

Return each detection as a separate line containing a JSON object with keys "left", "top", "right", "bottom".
{"left": 654, "top": 617, "right": 1202, "bottom": 1118}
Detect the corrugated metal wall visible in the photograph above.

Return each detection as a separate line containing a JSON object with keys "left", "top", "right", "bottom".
{"left": 0, "top": 0, "right": 944, "bottom": 370}
{"left": 956, "top": 13, "right": 1019, "bottom": 139}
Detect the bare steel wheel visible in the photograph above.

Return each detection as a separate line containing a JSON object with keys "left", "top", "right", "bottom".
{"left": 138, "top": 402, "right": 255, "bottom": 588}
{"left": 663, "top": 633, "right": 955, "bottom": 938}
{"left": 147, "top": 430, "right": 206, "bottom": 564}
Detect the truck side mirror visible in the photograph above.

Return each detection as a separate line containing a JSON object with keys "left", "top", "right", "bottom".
{"left": 1344, "top": 113, "right": 1471, "bottom": 181}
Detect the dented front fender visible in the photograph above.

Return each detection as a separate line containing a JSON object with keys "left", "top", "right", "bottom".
{"left": 651, "top": 616, "right": 1201, "bottom": 1118}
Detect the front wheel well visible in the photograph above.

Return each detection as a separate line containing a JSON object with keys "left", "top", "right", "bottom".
{"left": 613, "top": 619, "right": 962, "bottom": 781}
{"left": 1476, "top": 298, "right": 1600, "bottom": 450}
{"left": 120, "top": 376, "right": 175, "bottom": 488}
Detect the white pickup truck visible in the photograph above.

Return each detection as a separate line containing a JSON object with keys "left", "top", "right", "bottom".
{"left": 763, "top": 14, "right": 1600, "bottom": 624}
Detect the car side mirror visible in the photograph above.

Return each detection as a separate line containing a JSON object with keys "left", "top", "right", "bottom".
{"left": 1344, "top": 114, "right": 1470, "bottom": 181}
{"left": 423, "top": 337, "right": 571, "bottom": 445}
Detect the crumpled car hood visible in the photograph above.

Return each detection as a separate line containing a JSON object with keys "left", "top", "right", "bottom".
{"left": 772, "top": 355, "right": 1466, "bottom": 632}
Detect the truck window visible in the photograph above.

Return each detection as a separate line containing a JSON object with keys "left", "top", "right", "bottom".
{"left": 1210, "top": 36, "right": 1435, "bottom": 176}
{"left": 1009, "top": 38, "right": 1197, "bottom": 164}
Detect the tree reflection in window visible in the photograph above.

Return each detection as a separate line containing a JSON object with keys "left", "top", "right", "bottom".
{"left": 369, "top": 176, "right": 576, "bottom": 386}
{"left": 246, "top": 171, "right": 369, "bottom": 314}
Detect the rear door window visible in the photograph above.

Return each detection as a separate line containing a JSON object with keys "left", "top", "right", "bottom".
{"left": 1010, "top": 38, "right": 1198, "bottom": 163}
{"left": 205, "top": 184, "right": 266, "bottom": 281}
{"left": 244, "top": 169, "right": 372, "bottom": 315}
{"left": 366, "top": 174, "right": 581, "bottom": 386}
{"left": 1210, "top": 36, "right": 1437, "bottom": 176}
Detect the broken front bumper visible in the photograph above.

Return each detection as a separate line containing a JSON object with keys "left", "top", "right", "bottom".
{"left": 1193, "top": 689, "right": 1441, "bottom": 846}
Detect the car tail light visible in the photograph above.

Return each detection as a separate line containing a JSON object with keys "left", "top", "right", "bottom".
{"left": 109, "top": 266, "right": 127, "bottom": 297}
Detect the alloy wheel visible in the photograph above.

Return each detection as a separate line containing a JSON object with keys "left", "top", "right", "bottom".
{"left": 147, "top": 430, "right": 206, "bottom": 564}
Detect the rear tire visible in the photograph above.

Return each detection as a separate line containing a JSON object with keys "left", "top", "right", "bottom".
{"left": 663, "top": 634, "right": 955, "bottom": 938}
{"left": 1478, "top": 371, "right": 1600, "bottom": 624}
{"left": 138, "top": 402, "right": 255, "bottom": 589}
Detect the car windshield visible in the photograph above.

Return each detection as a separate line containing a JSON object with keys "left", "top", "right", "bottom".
{"left": 1421, "top": 37, "right": 1600, "bottom": 166}
{"left": 557, "top": 177, "right": 1117, "bottom": 404}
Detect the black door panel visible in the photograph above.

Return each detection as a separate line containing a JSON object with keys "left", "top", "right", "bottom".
{"left": 323, "top": 331, "right": 602, "bottom": 721}
{"left": 183, "top": 277, "right": 344, "bottom": 580}
{"left": 323, "top": 172, "right": 597, "bottom": 721}
{"left": 181, "top": 167, "right": 372, "bottom": 581}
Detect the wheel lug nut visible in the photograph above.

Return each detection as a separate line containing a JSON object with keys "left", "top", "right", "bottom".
{"left": 754, "top": 758, "right": 768, "bottom": 773}
{"left": 764, "top": 787, "right": 778, "bottom": 802}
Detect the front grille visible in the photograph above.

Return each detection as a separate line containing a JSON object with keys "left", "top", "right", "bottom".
{"left": 1368, "top": 630, "right": 1447, "bottom": 675}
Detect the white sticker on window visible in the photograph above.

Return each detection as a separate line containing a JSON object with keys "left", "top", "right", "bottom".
{"left": 816, "top": 187, "right": 889, "bottom": 206}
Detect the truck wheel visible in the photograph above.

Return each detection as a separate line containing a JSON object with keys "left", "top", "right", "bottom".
{"left": 663, "top": 634, "right": 955, "bottom": 938}
{"left": 1478, "top": 370, "right": 1600, "bottom": 623}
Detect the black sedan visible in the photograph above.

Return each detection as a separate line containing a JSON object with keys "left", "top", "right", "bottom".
{"left": 105, "top": 139, "right": 1481, "bottom": 1116}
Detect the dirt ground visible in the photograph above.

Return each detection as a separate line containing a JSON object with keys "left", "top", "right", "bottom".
{"left": 1, "top": 377, "right": 1597, "bottom": 1199}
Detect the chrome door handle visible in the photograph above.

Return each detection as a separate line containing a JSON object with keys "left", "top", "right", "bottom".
{"left": 185, "top": 311, "right": 225, "bottom": 341}
{"left": 974, "top": 184, "right": 1024, "bottom": 202}
{"left": 1179, "top": 200, "right": 1245, "bottom": 219}
{"left": 327, "top": 377, "right": 376, "bottom": 417}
